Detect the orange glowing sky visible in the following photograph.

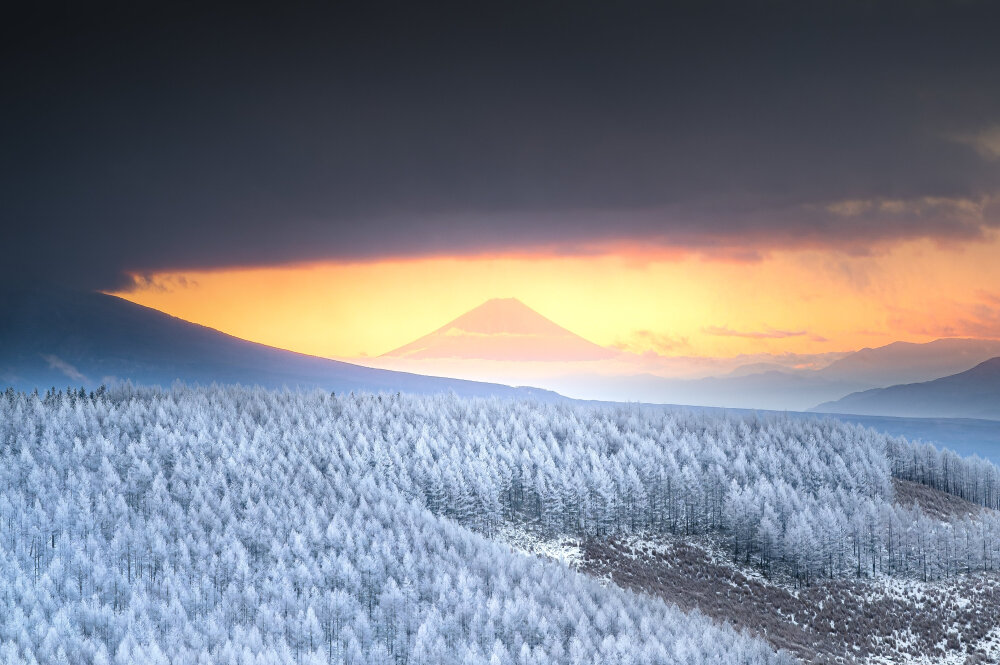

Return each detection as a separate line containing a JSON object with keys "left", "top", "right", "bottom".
{"left": 112, "top": 235, "right": 1000, "bottom": 361}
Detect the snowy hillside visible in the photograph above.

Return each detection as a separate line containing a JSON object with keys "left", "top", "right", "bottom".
{"left": 0, "top": 386, "right": 789, "bottom": 665}
{"left": 2, "top": 385, "right": 1000, "bottom": 663}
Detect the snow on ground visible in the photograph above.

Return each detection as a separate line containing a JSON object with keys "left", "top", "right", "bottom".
{"left": 533, "top": 529, "right": 1000, "bottom": 665}
{"left": 496, "top": 524, "right": 584, "bottom": 567}
{"left": 493, "top": 526, "right": 1000, "bottom": 665}
{"left": 865, "top": 625, "right": 1000, "bottom": 665}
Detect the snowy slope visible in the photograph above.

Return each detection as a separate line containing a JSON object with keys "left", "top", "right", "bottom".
{"left": 0, "top": 386, "right": 789, "bottom": 665}
{"left": 0, "top": 286, "right": 560, "bottom": 400}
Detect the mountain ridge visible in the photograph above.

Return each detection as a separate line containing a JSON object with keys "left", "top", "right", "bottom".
{"left": 0, "top": 286, "right": 561, "bottom": 400}
{"left": 811, "top": 356, "right": 1000, "bottom": 420}
{"left": 814, "top": 338, "right": 1000, "bottom": 386}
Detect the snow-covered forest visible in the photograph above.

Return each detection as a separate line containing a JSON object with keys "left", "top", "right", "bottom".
{"left": 2, "top": 385, "right": 999, "bottom": 664}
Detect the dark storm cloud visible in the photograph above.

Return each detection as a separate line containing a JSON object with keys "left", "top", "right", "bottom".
{"left": 3, "top": 0, "right": 1000, "bottom": 289}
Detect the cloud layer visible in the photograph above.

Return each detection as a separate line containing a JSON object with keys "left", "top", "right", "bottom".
{"left": 3, "top": 1, "right": 1000, "bottom": 289}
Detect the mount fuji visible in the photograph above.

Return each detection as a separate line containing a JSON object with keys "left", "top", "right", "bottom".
{"left": 382, "top": 297, "right": 614, "bottom": 362}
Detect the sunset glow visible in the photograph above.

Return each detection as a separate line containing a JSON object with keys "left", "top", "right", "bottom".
{"left": 113, "top": 235, "right": 1000, "bottom": 361}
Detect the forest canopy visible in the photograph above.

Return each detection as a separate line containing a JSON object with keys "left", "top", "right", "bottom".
{"left": 1, "top": 385, "right": 997, "bottom": 664}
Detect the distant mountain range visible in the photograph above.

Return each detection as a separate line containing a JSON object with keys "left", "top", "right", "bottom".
{"left": 369, "top": 298, "right": 1000, "bottom": 411}
{"left": 0, "top": 287, "right": 560, "bottom": 400}
{"left": 812, "top": 338, "right": 1000, "bottom": 386}
{"left": 383, "top": 297, "right": 614, "bottom": 361}
{"left": 812, "top": 357, "right": 1000, "bottom": 421}
{"left": 639, "top": 338, "right": 1000, "bottom": 411}
{"left": 5, "top": 287, "right": 999, "bottom": 419}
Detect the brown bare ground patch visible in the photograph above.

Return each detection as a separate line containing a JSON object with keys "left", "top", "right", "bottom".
{"left": 892, "top": 477, "right": 989, "bottom": 521}
{"left": 580, "top": 537, "right": 1000, "bottom": 664}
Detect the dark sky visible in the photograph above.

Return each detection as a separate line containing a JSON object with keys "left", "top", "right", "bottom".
{"left": 4, "top": 1, "right": 1000, "bottom": 290}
